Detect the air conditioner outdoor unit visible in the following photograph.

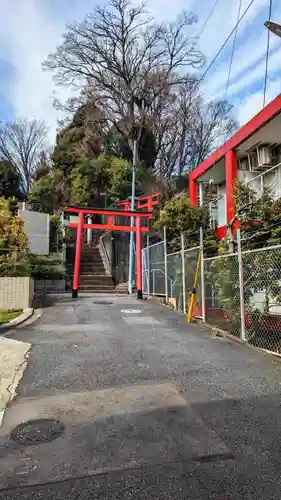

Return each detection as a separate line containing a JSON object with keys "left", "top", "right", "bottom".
{"left": 258, "top": 146, "right": 272, "bottom": 166}
{"left": 249, "top": 150, "right": 259, "bottom": 169}
{"left": 238, "top": 157, "right": 249, "bottom": 171}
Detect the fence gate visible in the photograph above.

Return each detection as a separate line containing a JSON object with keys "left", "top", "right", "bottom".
{"left": 142, "top": 246, "right": 149, "bottom": 295}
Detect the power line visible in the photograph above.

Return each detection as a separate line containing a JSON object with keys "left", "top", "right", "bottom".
{"left": 198, "top": 0, "right": 221, "bottom": 37}
{"left": 263, "top": 0, "right": 273, "bottom": 107}
{"left": 198, "top": 0, "right": 257, "bottom": 86}
{"left": 223, "top": 0, "right": 243, "bottom": 104}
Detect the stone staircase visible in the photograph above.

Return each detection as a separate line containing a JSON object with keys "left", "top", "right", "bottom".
{"left": 79, "top": 244, "right": 117, "bottom": 294}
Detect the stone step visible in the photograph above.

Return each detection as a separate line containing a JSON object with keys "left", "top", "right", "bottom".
{"left": 81, "top": 261, "right": 104, "bottom": 266}
{"left": 81, "top": 263, "right": 104, "bottom": 267}
{"left": 80, "top": 278, "right": 114, "bottom": 285}
{"left": 79, "top": 280, "right": 114, "bottom": 286}
{"left": 79, "top": 289, "right": 127, "bottom": 294}
{"left": 80, "top": 264, "right": 105, "bottom": 269}
{"left": 80, "top": 271, "right": 107, "bottom": 277}
{"left": 79, "top": 287, "right": 116, "bottom": 292}
{"left": 80, "top": 285, "right": 114, "bottom": 289}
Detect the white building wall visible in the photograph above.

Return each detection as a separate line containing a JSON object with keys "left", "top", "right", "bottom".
{"left": 264, "top": 166, "right": 281, "bottom": 199}
{"left": 19, "top": 210, "right": 50, "bottom": 255}
{"left": 237, "top": 170, "right": 262, "bottom": 197}
{"left": 217, "top": 184, "right": 227, "bottom": 226}
{"left": 238, "top": 165, "right": 281, "bottom": 200}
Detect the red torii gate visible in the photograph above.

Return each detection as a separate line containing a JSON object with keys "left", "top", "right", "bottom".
{"left": 65, "top": 206, "right": 152, "bottom": 299}
{"left": 115, "top": 192, "right": 161, "bottom": 212}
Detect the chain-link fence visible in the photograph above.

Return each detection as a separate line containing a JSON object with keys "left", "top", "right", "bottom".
{"left": 185, "top": 246, "right": 202, "bottom": 317}
{"left": 204, "top": 252, "right": 241, "bottom": 337}
{"left": 243, "top": 245, "right": 281, "bottom": 353}
{"left": 142, "top": 241, "right": 166, "bottom": 296}
{"left": 142, "top": 234, "right": 203, "bottom": 318}
{"left": 204, "top": 242, "right": 281, "bottom": 352}
{"left": 142, "top": 227, "right": 281, "bottom": 355}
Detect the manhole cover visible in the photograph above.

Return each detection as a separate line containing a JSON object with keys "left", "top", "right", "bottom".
{"left": 11, "top": 419, "right": 65, "bottom": 445}
{"left": 93, "top": 300, "right": 113, "bottom": 305}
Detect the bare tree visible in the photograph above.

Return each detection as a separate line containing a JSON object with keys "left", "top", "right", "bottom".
{"left": 0, "top": 119, "right": 48, "bottom": 194}
{"left": 154, "top": 88, "right": 237, "bottom": 178}
{"left": 44, "top": 0, "right": 204, "bottom": 159}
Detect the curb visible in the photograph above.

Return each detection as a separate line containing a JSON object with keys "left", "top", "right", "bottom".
{"left": 0, "top": 409, "right": 5, "bottom": 427}
{"left": 0, "top": 308, "right": 34, "bottom": 332}
{"left": 146, "top": 297, "right": 281, "bottom": 360}
{"left": 0, "top": 338, "right": 32, "bottom": 428}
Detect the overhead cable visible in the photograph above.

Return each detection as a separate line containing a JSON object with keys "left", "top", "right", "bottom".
{"left": 198, "top": 0, "right": 221, "bottom": 37}
{"left": 263, "top": 0, "right": 273, "bottom": 107}
{"left": 198, "top": 0, "right": 257, "bottom": 86}
{"left": 223, "top": 0, "right": 243, "bottom": 104}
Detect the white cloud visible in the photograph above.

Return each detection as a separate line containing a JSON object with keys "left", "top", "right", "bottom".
{"left": 0, "top": 1, "right": 63, "bottom": 142}
{"left": 0, "top": 0, "right": 281, "bottom": 145}
{"left": 0, "top": 0, "right": 89, "bottom": 144}
{"left": 200, "top": 0, "right": 281, "bottom": 109}
{"left": 236, "top": 78, "right": 281, "bottom": 126}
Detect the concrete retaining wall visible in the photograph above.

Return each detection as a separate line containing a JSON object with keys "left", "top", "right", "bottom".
{"left": 34, "top": 280, "right": 65, "bottom": 294}
{"left": 0, "top": 278, "right": 34, "bottom": 310}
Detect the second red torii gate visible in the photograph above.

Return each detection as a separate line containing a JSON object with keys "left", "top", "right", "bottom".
{"left": 115, "top": 192, "right": 161, "bottom": 212}
{"left": 65, "top": 206, "right": 152, "bottom": 299}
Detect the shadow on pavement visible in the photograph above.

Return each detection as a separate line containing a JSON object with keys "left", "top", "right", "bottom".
{"left": 0, "top": 394, "right": 281, "bottom": 499}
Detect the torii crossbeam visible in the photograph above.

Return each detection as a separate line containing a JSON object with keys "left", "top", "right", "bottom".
{"left": 64, "top": 206, "right": 152, "bottom": 299}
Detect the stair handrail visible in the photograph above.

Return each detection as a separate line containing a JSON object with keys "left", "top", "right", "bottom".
{"left": 100, "top": 232, "right": 111, "bottom": 276}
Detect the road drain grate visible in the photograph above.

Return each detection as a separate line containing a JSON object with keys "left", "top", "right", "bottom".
{"left": 93, "top": 301, "right": 113, "bottom": 305}
{"left": 11, "top": 418, "right": 65, "bottom": 445}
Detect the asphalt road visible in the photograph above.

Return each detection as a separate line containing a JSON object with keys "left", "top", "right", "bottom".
{"left": 1, "top": 294, "right": 281, "bottom": 499}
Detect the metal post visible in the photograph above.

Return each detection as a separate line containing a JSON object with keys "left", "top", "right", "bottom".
{"left": 199, "top": 183, "right": 206, "bottom": 322}
{"left": 164, "top": 226, "right": 168, "bottom": 303}
{"left": 136, "top": 216, "right": 143, "bottom": 299}
{"left": 200, "top": 227, "right": 206, "bottom": 322}
{"left": 72, "top": 212, "right": 84, "bottom": 298}
{"left": 237, "top": 228, "right": 246, "bottom": 341}
{"left": 152, "top": 269, "right": 155, "bottom": 295}
{"left": 181, "top": 232, "right": 187, "bottom": 314}
{"left": 147, "top": 234, "right": 150, "bottom": 296}
{"left": 260, "top": 175, "right": 264, "bottom": 196}
{"left": 87, "top": 216, "right": 92, "bottom": 245}
{"left": 128, "top": 139, "right": 137, "bottom": 294}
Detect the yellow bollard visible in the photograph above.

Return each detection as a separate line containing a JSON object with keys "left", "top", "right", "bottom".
{"left": 187, "top": 250, "right": 201, "bottom": 323}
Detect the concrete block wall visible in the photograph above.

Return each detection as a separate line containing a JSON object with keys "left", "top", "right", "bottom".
{"left": 34, "top": 279, "right": 65, "bottom": 294}
{"left": 0, "top": 278, "right": 33, "bottom": 310}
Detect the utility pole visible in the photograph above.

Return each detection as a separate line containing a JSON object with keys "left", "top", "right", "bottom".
{"left": 128, "top": 139, "right": 137, "bottom": 294}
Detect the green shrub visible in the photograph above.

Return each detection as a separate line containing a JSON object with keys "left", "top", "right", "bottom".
{"left": 28, "top": 253, "right": 66, "bottom": 280}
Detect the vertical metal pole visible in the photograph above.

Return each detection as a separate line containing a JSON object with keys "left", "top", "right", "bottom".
{"left": 199, "top": 183, "right": 206, "bottom": 322}
{"left": 72, "top": 212, "right": 83, "bottom": 298}
{"left": 181, "top": 232, "right": 186, "bottom": 314}
{"left": 61, "top": 212, "right": 66, "bottom": 263}
{"left": 237, "top": 228, "right": 246, "bottom": 341}
{"left": 136, "top": 216, "right": 143, "bottom": 299}
{"left": 152, "top": 269, "right": 155, "bottom": 295}
{"left": 128, "top": 139, "right": 137, "bottom": 294}
{"left": 164, "top": 226, "right": 169, "bottom": 303}
{"left": 260, "top": 175, "right": 264, "bottom": 196}
{"left": 147, "top": 234, "right": 150, "bottom": 296}
{"left": 200, "top": 227, "right": 206, "bottom": 322}
{"left": 87, "top": 216, "right": 92, "bottom": 245}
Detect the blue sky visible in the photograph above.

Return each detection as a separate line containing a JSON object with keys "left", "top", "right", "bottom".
{"left": 0, "top": 0, "right": 281, "bottom": 144}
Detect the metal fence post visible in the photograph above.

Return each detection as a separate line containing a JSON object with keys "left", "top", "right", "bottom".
{"left": 152, "top": 269, "right": 155, "bottom": 295}
{"left": 198, "top": 183, "right": 206, "bottom": 322}
{"left": 200, "top": 227, "right": 206, "bottom": 322}
{"left": 164, "top": 226, "right": 169, "bottom": 303}
{"left": 237, "top": 228, "right": 246, "bottom": 341}
{"left": 181, "top": 232, "right": 187, "bottom": 314}
{"left": 147, "top": 235, "right": 150, "bottom": 296}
